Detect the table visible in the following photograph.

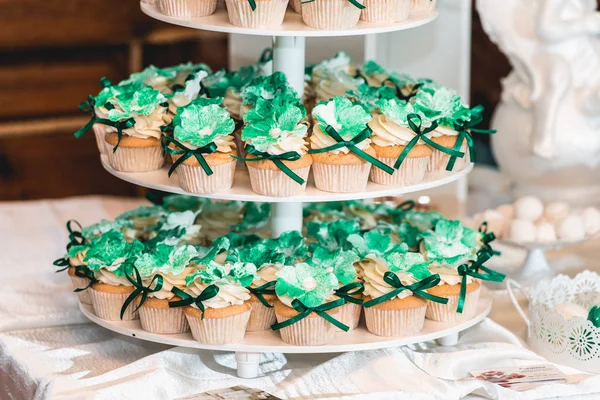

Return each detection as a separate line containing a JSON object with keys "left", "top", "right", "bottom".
{"left": 2, "top": 190, "right": 600, "bottom": 400}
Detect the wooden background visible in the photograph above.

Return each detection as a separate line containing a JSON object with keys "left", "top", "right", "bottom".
{"left": 0, "top": 1, "right": 510, "bottom": 201}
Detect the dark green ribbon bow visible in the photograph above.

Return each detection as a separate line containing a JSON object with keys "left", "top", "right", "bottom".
{"left": 161, "top": 135, "right": 218, "bottom": 177}
{"left": 233, "top": 145, "right": 305, "bottom": 185}
{"left": 169, "top": 285, "right": 220, "bottom": 320}
{"left": 395, "top": 113, "right": 464, "bottom": 170}
{"left": 73, "top": 265, "right": 98, "bottom": 292}
{"left": 363, "top": 272, "right": 448, "bottom": 308}
{"left": 478, "top": 221, "right": 500, "bottom": 256}
{"left": 381, "top": 79, "right": 422, "bottom": 101}
{"left": 456, "top": 252, "right": 505, "bottom": 313}
{"left": 249, "top": 281, "right": 276, "bottom": 308}
{"left": 334, "top": 282, "right": 364, "bottom": 305}
{"left": 120, "top": 265, "right": 164, "bottom": 320}
{"left": 248, "top": 0, "right": 256, "bottom": 10}
{"left": 308, "top": 126, "right": 395, "bottom": 175}
{"left": 446, "top": 105, "right": 496, "bottom": 171}
{"left": 271, "top": 298, "right": 349, "bottom": 332}
{"left": 53, "top": 220, "right": 87, "bottom": 271}
{"left": 259, "top": 48, "right": 273, "bottom": 63}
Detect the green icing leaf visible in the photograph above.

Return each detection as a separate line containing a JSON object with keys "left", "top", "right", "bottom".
{"left": 398, "top": 222, "right": 422, "bottom": 248}
{"left": 223, "top": 232, "right": 262, "bottom": 249}
{"left": 376, "top": 98, "right": 433, "bottom": 128}
{"left": 347, "top": 230, "right": 408, "bottom": 259}
{"left": 345, "top": 84, "right": 396, "bottom": 113}
{"left": 193, "top": 236, "right": 231, "bottom": 266}
{"left": 313, "top": 96, "right": 372, "bottom": 139}
{"left": 134, "top": 243, "right": 198, "bottom": 277}
{"left": 117, "top": 206, "right": 165, "bottom": 221}
{"left": 241, "top": 72, "right": 300, "bottom": 106}
{"left": 420, "top": 219, "right": 472, "bottom": 265}
{"left": 311, "top": 247, "right": 359, "bottom": 285}
{"left": 384, "top": 252, "right": 431, "bottom": 281}
{"left": 228, "top": 242, "right": 285, "bottom": 267}
{"left": 275, "top": 263, "right": 338, "bottom": 308}
{"left": 362, "top": 60, "right": 387, "bottom": 77}
{"left": 306, "top": 220, "right": 360, "bottom": 252}
{"left": 187, "top": 260, "right": 257, "bottom": 287}
{"left": 231, "top": 202, "right": 271, "bottom": 233}
{"left": 277, "top": 231, "right": 308, "bottom": 265}
{"left": 173, "top": 98, "right": 234, "bottom": 148}
{"left": 312, "top": 52, "right": 351, "bottom": 78}
{"left": 84, "top": 230, "right": 144, "bottom": 276}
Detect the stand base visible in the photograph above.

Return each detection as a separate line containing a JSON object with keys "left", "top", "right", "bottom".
{"left": 514, "top": 248, "right": 553, "bottom": 287}
{"left": 436, "top": 332, "right": 459, "bottom": 346}
{"left": 235, "top": 351, "right": 261, "bottom": 378}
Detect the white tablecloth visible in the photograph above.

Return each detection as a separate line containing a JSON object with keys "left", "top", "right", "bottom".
{"left": 2, "top": 195, "right": 600, "bottom": 400}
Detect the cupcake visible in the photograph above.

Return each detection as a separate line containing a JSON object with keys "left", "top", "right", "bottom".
{"left": 301, "top": 0, "right": 365, "bottom": 30}
{"left": 84, "top": 230, "right": 145, "bottom": 321}
{"left": 360, "top": 0, "right": 411, "bottom": 23}
{"left": 307, "top": 52, "right": 353, "bottom": 111}
{"left": 411, "top": 0, "right": 436, "bottom": 14}
{"left": 165, "top": 97, "right": 237, "bottom": 194}
{"left": 310, "top": 96, "right": 393, "bottom": 192}
{"left": 64, "top": 244, "right": 94, "bottom": 305}
{"left": 241, "top": 98, "right": 312, "bottom": 197}
{"left": 273, "top": 262, "right": 345, "bottom": 345}
{"left": 358, "top": 60, "right": 390, "bottom": 86}
{"left": 132, "top": 244, "right": 199, "bottom": 334}
{"left": 368, "top": 98, "right": 433, "bottom": 186}
{"left": 157, "top": 0, "right": 218, "bottom": 17}
{"left": 225, "top": 0, "right": 289, "bottom": 28}
{"left": 75, "top": 80, "right": 119, "bottom": 155}
{"left": 290, "top": 0, "right": 302, "bottom": 13}
{"left": 315, "top": 69, "right": 364, "bottom": 104}
{"left": 241, "top": 72, "right": 300, "bottom": 117}
{"left": 181, "top": 261, "right": 256, "bottom": 344}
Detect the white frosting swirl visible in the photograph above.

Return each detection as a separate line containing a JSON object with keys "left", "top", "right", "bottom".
{"left": 106, "top": 107, "right": 167, "bottom": 140}
{"left": 429, "top": 266, "right": 473, "bottom": 286}
{"left": 251, "top": 264, "right": 281, "bottom": 288}
{"left": 263, "top": 128, "right": 308, "bottom": 156}
{"left": 368, "top": 113, "right": 422, "bottom": 147}
{"left": 223, "top": 88, "right": 243, "bottom": 119}
{"left": 144, "top": 266, "right": 196, "bottom": 300}
{"left": 310, "top": 123, "right": 370, "bottom": 155}
{"left": 360, "top": 256, "right": 416, "bottom": 300}
{"left": 94, "top": 268, "right": 133, "bottom": 287}
{"left": 183, "top": 133, "right": 236, "bottom": 154}
{"left": 428, "top": 125, "right": 458, "bottom": 138}
{"left": 187, "top": 279, "right": 250, "bottom": 309}
{"left": 69, "top": 249, "right": 88, "bottom": 267}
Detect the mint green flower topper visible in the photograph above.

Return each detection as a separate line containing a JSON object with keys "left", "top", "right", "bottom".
{"left": 231, "top": 202, "right": 271, "bottom": 233}
{"left": 106, "top": 84, "right": 167, "bottom": 121}
{"left": 276, "top": 231, "right": 308, "bottom": 264}
{"left": 187, "top": 260, "right": 257, "bottom": 288}
{"left": 362, "top": 60, "right": 387, "bottom": 77}
{"left": 313, "top": 96, "right": 372, "bottom": 139}
{"left": 67, "top": 243, "right": 90, "bottom": 259}
{"left": 194, "top": 236, "right": 231, "bottom": 266}
{"left": 229, "top": 241, "right": 286, "bottom": 268}
{"left": 420, "top": 219, "right": 474, "bottom": 265}
{"left": 134, "top": 243, "right": 198, "bottom": 277}
{"left": 376, "top": 98, "right": 433, "bottom": 128}
{"left": 345, "top": 84, "right": 396, "bottom": 113}
{"left": 347, "top": 230, "right": 408, "bottom": 259}
{"left": 172, "top": 97, "right": 235, "bottom": 148}
{"left": 402, "top": 210, "right": 446, "bottom": 232}
{"left": 311, "top": 247, "right": 360, "bottom": 285}
{"left": 412, "top": 85, "right": 462, "bottom": 122}
{"left": 306, "top": 219, "right": 360, "bottom": 252}
{"left": 275, "top": 263, "right": 338, "bottom": 308}
{"left": 81, "top": 218, "right": 133, "bottom": 240}
{"left": 384, "top": 251, "right": 431, "bottom": 281}
{"left": 84, "top": 230, "right": 144, "bottom": 276}
{"left": 241, "top": 72, "right": 300, "bottom": 106}
{"left": 117, "top": 205, "right": 165, "bottom": 221}
{"left": 313, "top": 52, "right": 351, "bottom": 76}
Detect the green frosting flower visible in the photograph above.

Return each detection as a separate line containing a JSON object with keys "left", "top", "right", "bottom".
{"left": 362, "top": 60, "right": 387, "bottom": 77}
{"left": 120, "top": 65, "right": 176, "bottom": 88}
{"left": 311, "top": 247, "right": 360, "bottom": 285}
{"left": 173, "top": 97, "right": 234, "bottom": 148}
{"left": 312, "top": 96, "right": 372, "bottom": 139}
{"left": 84, "top": 230, "right": 144, "bottom": 276}
{"left": 134, "top": 243, "right": 198, "bottom": 277}
{"left": 398, "top": 222, "right": 422, "bottom": 248}
{"left": 81, "top": 219, "right": 133, "bottom": 239}
{"left": 67, "top": 243, "right": 90, "bottom": 259}
{"left": 223, "top": 232, "right": 262, "bottom": 249}
{"left": 276, "top": 231, "right": 308, "bottom": 264}
{"left": 384, "top": 251, "right": 431, "bottom": 281}
{"left": 229, "top": 241, "right": 285, "bottom": 267}
{"left": 403, "top": 210, "right": 446, "bottom": 232}
{"left": 166, "top": 70, "right": 208, "bottom": 103}
{"left": 194, "top": 236, "right": 231, "bottom": 266}
{"left": 420, "top": 219, "right": 475, "bottom": 265}
{"left": 231, "top": 202, "right": 271, "bottom": 233}
{"left": 241, "top": 72, "right": 300, "bottom": 106}
{"left": 412, "top": 86, "right": 462, "bottom": 123}
{"left": 345, "top": 84, "right": 396, "bottom": 112}
{"left": 313, "top": 52, "right": 351, "bottom": 77}
{"left": 187, "top": 260, "right": 257, "bottom": 288}
{"left": 386, "top": 72, "right": 417, "bottom": 89}
{"left": 106, "top": 84, "right": 167, "bottom": 121}
{"left": 95, "top": 85, "right": 121, "bottom": 108}
{"left": 241, "top": 97, "right": 307, "bottom": 154}
{"left": 162, "top": 195, "right": 207, "bottom": 212}
{"left": 117, "top": 205, "right": 165, "bottom": 221}
{"left": 377, "top": 98, "right": 430, "bottom": 127}
{"left": 347, "top": 230, "right": 408, "bottom": 259}
{"left": 306, "top": 220, "right": 360, "bottom": 252}
{"left": 275, "top": 263, "right": 338, "bottom": 308}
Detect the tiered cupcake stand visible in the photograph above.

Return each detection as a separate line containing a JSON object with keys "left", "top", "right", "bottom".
{"left": 81, "top": 1, "right": 493, "bottom": 379}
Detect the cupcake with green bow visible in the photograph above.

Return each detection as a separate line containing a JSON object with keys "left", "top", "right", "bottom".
{"left": 164, "top": 97, "right": 237, "bottom": 194}
{"left": 301, "top": 0, "right": 365, "bottom": 30}
{"left": 367, "top": 98, "right": 433, "bottom": 186}
{"left": 225, "top": 0, "right": 289, "bottom": 29}
{"left": 84, "top": 230, "right": 145, "bottom": 321}
{"left": 310, "top": 96, "right": 394, "bottom": 193}
{"left": 360, "top": 0, "right": 411, "bottom": 23}
{"left": 311, "top": 247, "right": 362, "bottom": 330}
{"left": 272, "top": 262, "right": 345, "bottom": 345}
{"left": 157, "top": 0, "right": 218, "bottom": 17}
{"left": 241, "top": 97, "right": 312, "bottom": 197}
{"left": 130, "top": 244, "right": 199, "bottom": 333}
{"left": 178, "top": 260, "right": 257, "bottom": 344}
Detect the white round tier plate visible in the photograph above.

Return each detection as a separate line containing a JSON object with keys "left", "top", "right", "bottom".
{"left": 141, "top": 0, "right": 438, "bottom": 37}
{"left": 498, "top": 234, "right": 600, "bottom": 251}
{"left": 79, "top": 287, "right": 492, "bottom": 353}
{"left": 100, "top": 155, "right": 473, "bottom": 203}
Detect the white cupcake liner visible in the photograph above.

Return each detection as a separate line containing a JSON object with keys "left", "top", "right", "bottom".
{"left": 312, "top": 162, "right": 371, "bottom": 193}
{"left": 247, "top": 301, "right": 277, "bottom": 331}
{"left": 370, "top": 155, "right": 429, "bottom": 186}
{"left": 425, "top": 286, "right": 481, "bottom": 322}
{"left": 275, "top": 311, "right": 338, "bottom": 345}
{"left": 247, "top": 164, "right": 310, "bottom": 197}
{"left": 427, "top": 141, "right": 468, "bottom": 173}
{"left": 335, "top": 302, "right": 362, "bottom": 331}
{"left": 411, "top": 0, "right": 436, "bottom": 14}
{"left": 302, "top": 0, "right": 363, "bottom": 30}
{"left": 158, "top": 0, "right": 217, "bottom": 16}
{"left": 105, "top": 143, "right": 165, "bottom": 172}
{"left": 186, "top": 309, "right": 250, "bottom": 344}
{"left": 364, "top": 304, "right": 426, "bottom": 336}
{"left": 290, "top": 0, "right": 302, "bottom": 13}
{"left": 139, "top": 305, "right": 189, "bottom": 334}
{"left": 92, "top": 124, "right": 107, "bottom": 155}
{"left": 89, "top": 287, "right": 138, "bottom": 321}
{"left": 225, "top": 0, "right": 289, "bottom": 28}
{"left": 361, "top": 0, "right": 411, "bottom": 23}
{"left": 69, "top": 274, "right": 92, "bottom": 305}
{"left": 176, "top": 160, "right": 236, "bottom": 194}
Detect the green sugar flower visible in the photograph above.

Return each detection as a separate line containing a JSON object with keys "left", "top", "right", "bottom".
{"left": 121, "top": 65, "right": 176, "bottom": 88}
{"left": 107, "top": 84, "right": 167, "bottom": 121}
{"left": 276, "top": 230, "right": 308, "bottom": 264}
{"left": 241, "top": 72, "right": 300, "bottom": 106}
{"left": 162, "top": 195, "right": 208, "bottom": 212}
{"left": 398, "top": 222, "right": 422, "bottom": 248}
{"left": 403, "top": 210, "right": 446, "bottom": 232}
{"left": 347, "top": 230, "right": 408, "bottom": 259}
{"left": 420, "top": 219, "right": 473, "bottom": 265}
{"left": 67, "top": 243, "right": 90, "bottom": 259}
{"left": 187, "top": 260, "right": 257, "bottom": 288}
{"left": 117, "top": 205, "right": 165, "bottom": 221}
{"left": 311, "top": 247, "right": 360, "bottom": 285}
{"left": 377, "top": 98, "right": 428, "bottom": 127}
{"left": 84, "top": 230, "right": 144, "bottom": 276}
{"left": 384, "top": 251, "right": 431, "bottom": 281}
{"left": 231, "top": 202, "right": 271, "bottom": 233}
{"left": 81, "top": 219, "right": 133, "bottom": 239}
{"left": 313, "top": 52, "right": 351, "bottom": 77}
{"left": 306, "top": 219, "right": 360, "bottom": 252}
{"left": 202, "top": 69, "right": 230, "bottom": 98}
{"left": 95, "top": 85, "right": 121, "bottom": 108}
{"left": 229, "top": 241, "right": 286, "bottom": 267}
{"left": 275, "top": 263, "right": 338, "bottom": 308}
{"left": 194, "top": 236, "right": 231, "bottom": 266}
{"left": 386, "top": 72, "right": 417, "bottom": 89}
{"left": 172, "top": 97, "right": 235, "bottom": 148}
{"left": 313, "top": 96, "right": 372, "bottom": 139}
{"left": 134, "top": 243, "right": 198, "bottom": 277}
{"left": 362, "top": 60, "right": 387, "bottom": 77}
{"left": 223, "top": 232, "right": 262, "bottom": 250}
{"left": 412, "top": 86, "right": 462, "bottom": 122}
{"left": 345, "top": 84, "right": 396, "bottom": 113}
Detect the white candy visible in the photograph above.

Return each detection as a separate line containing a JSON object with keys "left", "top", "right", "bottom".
{"left": 544, "top": 201, "right": 571, "bottom": 224}
{"left": 557, "top": 214, "right": 586, "bottom": 241}
{"left": 580, "top": 207, "right": 600, "bottom": 236}
{"left": 554, "top": 303, "right": 588, "bottom": 321}
{"left": 514, "top": 196, "right": 544, "bottom": 221}
{"left": 535, "top": 221, "right": 557, "bottom": 243}
{"left": 479, "top": 209, "right": 506, "bottom": 239}
{"left": 509, "top": 219, "right": 537, "bottom": 242}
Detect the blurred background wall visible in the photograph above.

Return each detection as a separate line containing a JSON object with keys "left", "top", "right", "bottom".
{"left": 0, "top": 0, "right": 510, "bottom": 201}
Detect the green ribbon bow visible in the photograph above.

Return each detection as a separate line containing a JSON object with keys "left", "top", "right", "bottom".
{"left": 363, "top": 272, "right": 448, "bottom": 308}
{"left": 456, "top": 252, "right": 505, "bottom": 313}
{"left": 587, "top": 305, "right": 600, "bottom": 328}
{"left": 248, "top": 0, "right": 256, "bottom": 10}
{"left": 53, "top": 220, "right": 87, "bottom": 272}
{"left": 334, "top": 282, "right": 364, "bottom": 305}
{"left": 233, "top": 145, "right": 305, "bottom": 185}
{"left": 271, "top": 298, "right": 349, "bottom": 332}
{"left": 249, "top": 281, "right": 276, "bottom": 308}
{"left": 478, "top": 222, "right": 501, "bottom": 256}
{"left": 446, "top": 105, "right": 496, "bottom": 171}
{"left": 121, "top": 265, "right": 164, "bottom": 320}
{"left": 161, "top": 135, "right": 218, "bottom": 178}
{"left": 308, "top": 126, "right": 394, "bottom": 175}
{"left": 381, "top": 79, "right": 422, "bottom": 101}
{"left": 394, "top": 113, "right": 464, "bottom": 170}
{"left": 73, "top": 265, "right": 98, "bottom": 292}
{"left": 259, "top": 48, "right": 273, "bottom": 63}
{"left": 168, "top": 285, "right": 220, "bottom": 320}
